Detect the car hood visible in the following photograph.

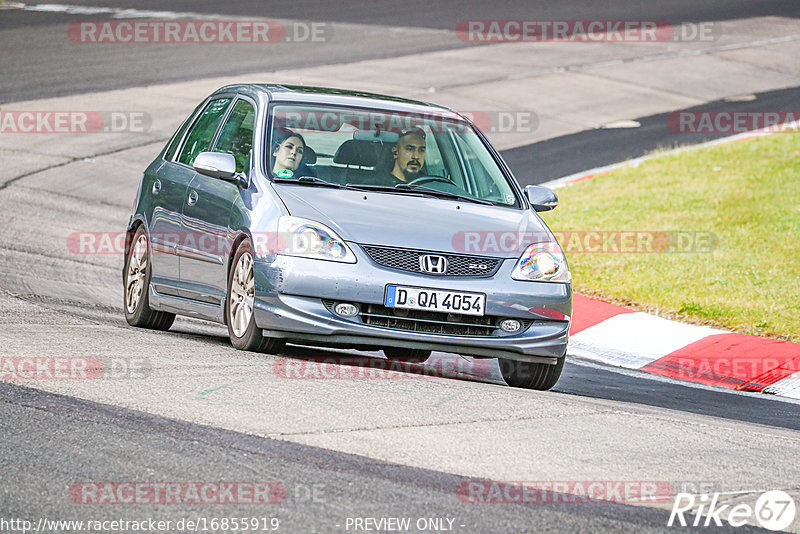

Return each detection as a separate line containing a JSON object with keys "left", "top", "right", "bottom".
{"left": 273, "top": 185, "right": 555, "bottom": 258}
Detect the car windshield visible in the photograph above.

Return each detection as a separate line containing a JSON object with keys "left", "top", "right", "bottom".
{"left": 266, "top": 104, "right": 520, "bottom": 206}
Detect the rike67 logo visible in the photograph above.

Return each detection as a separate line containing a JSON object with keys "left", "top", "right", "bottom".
{"left": 669, "top": 490, "right": 796, "bottom": 531}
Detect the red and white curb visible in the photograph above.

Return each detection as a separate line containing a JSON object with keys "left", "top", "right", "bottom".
{"left": 569, "top": 293, "right": 800, "bottom": 398}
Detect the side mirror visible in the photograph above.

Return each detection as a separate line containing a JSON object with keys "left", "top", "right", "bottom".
{"left": 193, "top": 152, "right": 248, "bottom": 188}
{"left": 524, "top": 185, "right": 558, "bottom": 212}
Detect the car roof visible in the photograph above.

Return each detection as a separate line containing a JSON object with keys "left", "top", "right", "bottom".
{"left": 213, "top": 83, "right": 463, "bottom": 119}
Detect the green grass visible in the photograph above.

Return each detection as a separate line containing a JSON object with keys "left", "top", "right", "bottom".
{"left": 540, "top": 134, "right": 800, "bottom": 341}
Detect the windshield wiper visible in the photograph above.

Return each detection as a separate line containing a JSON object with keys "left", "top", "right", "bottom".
{"left": 345, "top": 183, "right": 493, "bottom": 205}
{"left": 276, "top": 179, "right": 495, "bottom": 205}
{"left": 394, "top": 184, "right": 494, "bottom": 205}
{"left": 273, "top": 176, "right": 345, "bottom": 188}
{"left": 343, "top": 183, "right": 405, "bottom": 193}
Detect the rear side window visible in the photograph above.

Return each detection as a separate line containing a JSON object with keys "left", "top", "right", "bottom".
{"left": 213, "top": 99, "right": 256, "bottom": 173}
{"left": 177, "top": 98, "right": 231, "bottom": 167}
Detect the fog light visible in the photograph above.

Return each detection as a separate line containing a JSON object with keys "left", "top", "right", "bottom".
{"left": 334, "top": 302, "right": 360, "bottom": 317}
{"left": 499, "top": 319, "right": 522, "bottom": 332}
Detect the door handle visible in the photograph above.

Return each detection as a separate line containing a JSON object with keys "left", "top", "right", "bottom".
{"left": 152, "top": 179, "right": 162, "bottom": 195}
{"left": 187, "top": 190, "right": 198, "bottom": 206}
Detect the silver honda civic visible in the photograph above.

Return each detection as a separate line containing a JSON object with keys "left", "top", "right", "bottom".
{"left": 123, "top": 84, "right": 572, "bottom": 390}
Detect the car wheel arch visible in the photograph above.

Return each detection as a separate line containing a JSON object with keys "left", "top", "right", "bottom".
{"left": 226, "top": 232, "right": 251, "bottom": 278}
{"left": 223, "top": 232, "right": 254, "bottom": 327}
{"left": 124, "top": 217, "right": 148, "bottom": 268}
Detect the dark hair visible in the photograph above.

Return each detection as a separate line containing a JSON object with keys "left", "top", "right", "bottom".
{"left": 271, "top": 129, "right": 306, "bottom": 154}
{"left": 398, "top": 128, "right": 426, "bottom": 141}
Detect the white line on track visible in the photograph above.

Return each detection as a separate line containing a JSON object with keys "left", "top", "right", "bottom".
{"left": 21, "top": 3, "right": 241, "bottom": 20}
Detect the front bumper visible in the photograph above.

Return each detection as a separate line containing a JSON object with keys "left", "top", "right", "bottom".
{"left": 253, "top": 249, "right": 571, "bottom": 364}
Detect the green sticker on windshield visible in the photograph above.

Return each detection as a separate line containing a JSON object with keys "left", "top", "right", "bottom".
{"left": 276, "top": 169, "right": 294, "bottom": 178}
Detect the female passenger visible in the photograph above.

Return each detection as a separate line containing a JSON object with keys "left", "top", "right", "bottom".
{"left": 272, "top": 130, "right": 306, "bottom": 175}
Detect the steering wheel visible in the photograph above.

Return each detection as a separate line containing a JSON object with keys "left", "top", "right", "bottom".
{"left": 405, "top": 175, "right": 457, "bottom": 187}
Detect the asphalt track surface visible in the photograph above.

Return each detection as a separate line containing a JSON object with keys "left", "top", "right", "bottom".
{"left": 508, "top": 85, "right": 800, "bottom": 185}
{"left": 1, "top": 0, "right": 799, "bottom": 103}
{"left": 2, "top": 2, "right": 800, "bottom": 533}
{"left": 0, "top": 382, "right": 711, "bottom": 533}
{"left": 6, "top": 0, "right": 799, "bottom": 29}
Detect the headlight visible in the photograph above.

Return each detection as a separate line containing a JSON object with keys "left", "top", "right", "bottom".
{"left": 511, "top": 242, "right": 570, "bottom": 282}
{"left": 277, "top": 216, "right": 356, "bottom": 263}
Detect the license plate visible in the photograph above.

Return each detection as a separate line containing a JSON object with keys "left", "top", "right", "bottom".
{"left": 384, "top": 285, "right": 486, "bottom": 316}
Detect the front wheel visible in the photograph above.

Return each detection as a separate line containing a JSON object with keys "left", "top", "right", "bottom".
{"left": 226, "top": 239, "right": 285, "bottom": 354}
{"left": 123, "top": 227, "right": 175, "bottom": 330}
{"left": 500, "top": 357, "right": 564, "bottom": 390}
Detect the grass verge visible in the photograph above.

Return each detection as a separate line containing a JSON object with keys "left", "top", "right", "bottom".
{"left": 540, "top": 133, "right": 800, "bottom": 342}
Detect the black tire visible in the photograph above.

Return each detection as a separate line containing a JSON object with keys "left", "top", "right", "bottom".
{"left": 500, "top": 356, "right": 565, "bottom": 390}
{"left": 123, "top": 226, "right": 175, "bottom": 330}
{"left": 383, "top": 347, "right": 431, "bottom": 364}
{"left": 226, "top": 239, "right": 285, "bottom": 354}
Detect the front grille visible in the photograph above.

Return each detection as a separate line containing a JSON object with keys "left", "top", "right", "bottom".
{"left": 323, "top": 300, "right": 532, "bottom": 337}
{"left": 361, "top": 245, "right": 501, "bottom": 277}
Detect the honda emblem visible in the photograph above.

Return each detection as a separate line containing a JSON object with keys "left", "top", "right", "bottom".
{"left": 419, "top": 254, "right": 448, "bottom": 274}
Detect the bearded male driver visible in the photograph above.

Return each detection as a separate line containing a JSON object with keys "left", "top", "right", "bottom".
{"left": 371, "top": 128, "right": 427, "bottom": 185}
